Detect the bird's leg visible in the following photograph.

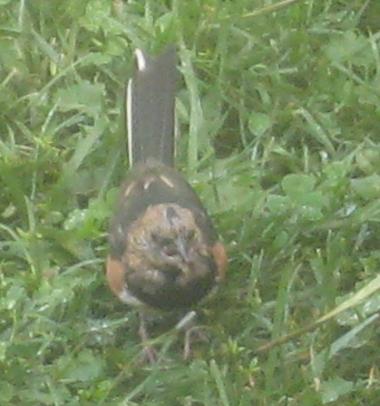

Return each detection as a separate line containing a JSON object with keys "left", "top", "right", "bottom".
{"left": 176, "top": 311, "right": 209, "bottom": 360}
{"left": 183, "top": 325, "right": 210, "bottom": 360}
{"left": 138, "top": 312, "right": 157, "bottom": 363}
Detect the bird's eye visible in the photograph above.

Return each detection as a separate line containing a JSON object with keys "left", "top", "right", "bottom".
{"left": 185, "top": 229, "right": 195, "bottom": 241}
{"left": 151, "top": 233, "right": 177, "bottom": 256}
{"left": 163, "top": 244, "right": 177, "bottom": 257}
{"left": 160, "top": 236, "right": 173, "bottom": 247}
{"left": 151, "top": 231, "right": 160, "bottom": 242}
{"left": 157, "top": 237, "right": 176, "bottom": 256}
{"left": 151, "top": 232, "right": 171, "bottom": 245}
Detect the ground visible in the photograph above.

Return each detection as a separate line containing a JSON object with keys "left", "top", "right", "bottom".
{"left": 0, "top": 0, "right": 379, "bottom": 405}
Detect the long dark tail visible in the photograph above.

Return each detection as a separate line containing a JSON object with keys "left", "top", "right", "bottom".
{"left": 126, "top": 47, "right": 177, "bottom": 167}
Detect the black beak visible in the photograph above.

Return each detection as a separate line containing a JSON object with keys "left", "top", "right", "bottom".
{"left": 176, "top": 235, "right": 190, "bottom": 264}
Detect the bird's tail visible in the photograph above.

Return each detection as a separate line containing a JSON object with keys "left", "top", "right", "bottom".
{"left": 126, "top": 47, "right": 177, "bottom": 167}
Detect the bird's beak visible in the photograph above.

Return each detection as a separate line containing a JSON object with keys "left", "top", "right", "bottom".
{"left": 176, "top": 235, "right": 190, "bottom": 264}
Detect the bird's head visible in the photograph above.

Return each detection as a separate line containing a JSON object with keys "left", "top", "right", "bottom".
{"left": 122, "top": 203, "right": 218, "bottom": 309}
{"left": 126, "top": 204, "right": 214, "bottom": 279}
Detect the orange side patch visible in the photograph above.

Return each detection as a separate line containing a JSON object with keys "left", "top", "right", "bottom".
{"left": 212, "top": 242, "right": 228, "bottom": 282}
{"left": 106, "top": 256, "right": 126, "bottom": 297}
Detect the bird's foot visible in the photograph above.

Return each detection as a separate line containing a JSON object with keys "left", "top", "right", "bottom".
{"left": 138, "top": 313, "right": 158, "bottom": 364}
{"left": 183, "top": 325, "right": 210, "bottom": 360}
{"left": 140, "top": 344, "right": 158, "bottom": 364}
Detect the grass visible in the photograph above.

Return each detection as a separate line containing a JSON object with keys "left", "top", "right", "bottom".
{"left": 1, "top": 0, "right": 380, "bottom": 404}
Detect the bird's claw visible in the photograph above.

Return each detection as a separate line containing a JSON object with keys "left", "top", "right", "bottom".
{"left": 183, "top": 325, "right": 210, "bottom": 360}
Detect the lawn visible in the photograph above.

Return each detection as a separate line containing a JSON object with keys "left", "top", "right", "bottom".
{"left": 1, "top": 0, "right": 379, "bottom": 404}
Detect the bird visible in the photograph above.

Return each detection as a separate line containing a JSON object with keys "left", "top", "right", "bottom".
{"left": 106, "top": 47, "right": 227, "bottom": 361}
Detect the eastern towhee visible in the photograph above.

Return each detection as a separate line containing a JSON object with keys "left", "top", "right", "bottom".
{"left": 106, "top": 47, "right": 227, "bottom": 361}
